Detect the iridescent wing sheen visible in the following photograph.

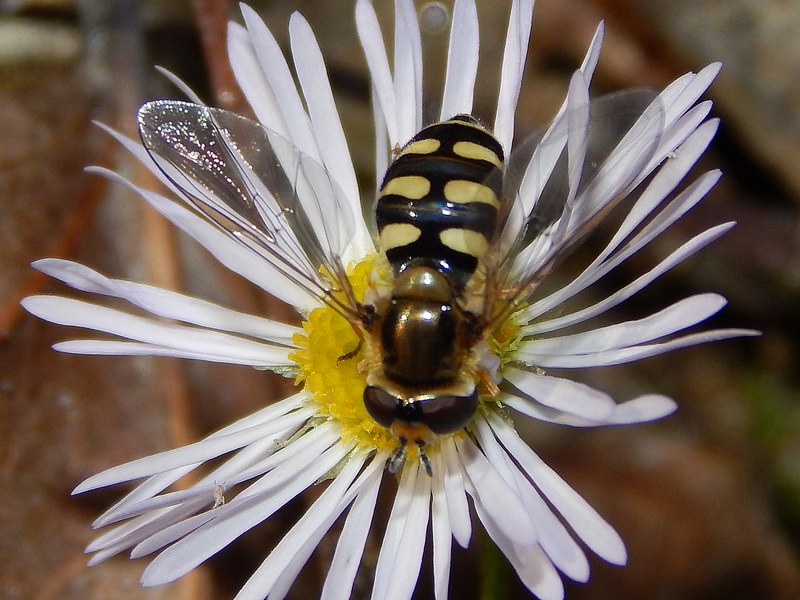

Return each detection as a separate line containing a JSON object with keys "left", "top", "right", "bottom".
{"left": 137, "top": 100, "right": 362, "bottom": 320}
{"left": 486, "top": 90, "right": 665, "bottom": 326}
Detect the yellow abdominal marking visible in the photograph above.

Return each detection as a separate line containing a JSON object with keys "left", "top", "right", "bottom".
{"left": 381, "top": 175, "right": 430, "bottom": 199}
{"left": 380, "top": 222, "right": 422, "bottom": 251}
{"left": 439, "top": 228, "right": 489, "bottom": 257}
{"left": 443, "top": 180, "right": 499, "bottom": 208}
{"left": 452, "top": 140, "right": 503, "bottom": 167}
{"left": 397, "top": 137, "right": 441, "bottom": 157}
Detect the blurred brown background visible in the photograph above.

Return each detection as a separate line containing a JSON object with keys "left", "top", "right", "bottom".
{"left": 1, "top": 0, "right": 798, "bottom": 598}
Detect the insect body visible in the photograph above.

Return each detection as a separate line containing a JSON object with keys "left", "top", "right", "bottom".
{"left": 137, "top": 91, "right": 662, "bottom": 474}
{"left": 363, "top": 115, "right": 505, "bottom": 468}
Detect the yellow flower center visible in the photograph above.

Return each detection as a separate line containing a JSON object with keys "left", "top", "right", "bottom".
{"left": 289, "top": 255, "right": 397, "bottom": 454}
{"left": 488, "top": 305, "right": 527, "bottom": 370}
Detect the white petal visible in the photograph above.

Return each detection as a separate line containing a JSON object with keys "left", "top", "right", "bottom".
{"left": 83, "top": 407, "right": 313, "bottom": 503}
{"left": 578, "top": 22, "right": 604, "bottom": 78}
{"left": 85, "top": 393, "right": 307, "bottom": 541}
{"left": 141, "top": 430, "right": 349, "bottom": 585}
{"left": 135, "top": 511, "right": 218, "bottom": 565}
{"left": 388, "top": 471, "right": 432, "bottom": 600}
{"left": 510, "top": 21, "right": 603, "bottom": 210}
{"left": 357, "top": 0, "right": 398, "bottom": 146}
{"left": 566, "top": 98, "right": 665, "bottom": 237}
{"left": 599, "top": 170, "right": 722, "bottom": 275}
{"left": 128, "top": 423, "right": 340, "bottom": 557}
{"left": 123, "top": 425, "right": 339, "bottom": 536}
{"left": 268, "top": 457, "right": 386, "bottom": 600}
{"left": 51, "top": 340, "right": 286, "bottom": 366}
{"left": 153, "top": 66, "right": 204, "bottom": 103}
{"left": 393, "top": 0, "right": 423, "bottom": 141}
{"left": 372, "top": 462, "right": 418, "bottom": 597}
{"left": 101, "top": 440, "right": 281, "bottom": 553}
{"left": 521, "top": 328, "right": 758, "bottom": 368}
{"left": 472, "top": 498, "right": 564, "bottom": 600}
{"left": 234, "top": 454, "right": 367, "bottom": 600}
{"left": 372, "top": 83, "right": 390, "bottom": 192}
{"left": 22, "top": 295, "right": 291, "bottom": 366}
{"left": 87, "top": 501, "right": 193, "bottom": 554}
{"left": 632, "top": 65, "right": 721, "bottom": 183}
{"left": 289, "top": 13, "right": 361, "bottom": 213}
{"left": 371, "top": 461, "right": 430, "bottom": 600}
{"left": 514, "top": 102, "right": 572, "bottom": 217}
{"left": 487, "top": 413, "right": 627, "bottom": 565}
{"left": 230, "top": 422, "right": 344, "bottom": 503}
{"left": 99, "top": 417, "right": 325, "bottom": 532}
{"left": 440, "top": 436, "right": 472, "bottom": 547}
{"left": 90, "top": 472, "right": 198, "bottom": 532}
{"left": 602, "top": 119, "right": 721, "bottom": 266}
{"left": 439, "top": 0, "right": 478, "bottom": 120}
{"left": 33, "top": 258, "right": 298, "bottom": 344}
{"left": 124, "top": 503, "right": 217, "bottom": 559}
{"left": 87, "top": 164, "right": 316, "bottom": 310}
{"left": 504, "top": 393, "right": 677, "bottom": 427}
{"left": 523, "top": 160, "right": 723, "bottom": 323}
{"left": 607, "top": 394, "right": 677, "bottom": 424}
{"left": 90, "top": 444, "right": 272, "bottom": 542}
{"left": 474, "top": 417, "right": 589, "bottom": 582}
{"left": 430, "top": 454, "right": 452, "bottom": 600}
{"left": 512, "top": 69, "right": 591, "bottom": 237}
{"left": 565, "top": 71, "right": 591, "bottom": 204}
{"left": 228, "top": 22, "right": 288, "bottom": 138}
{"left": 508, "top": 73, "right": 590, "bottom": 273}
{"left": 87, "top": 504, "right": 208, "bottom": 564}
{"left": 494, "top": 0, "right": 534, "bottom": 151}
{"left": 321, "top": 455, "right": 386, "bottom": 600}
{"left": 456, "top": 435, "right": 538, "bottom": 546}
{"left": 659, "top": 63, "right": 721, "bottom": 130}
{"left": 525, "top": 222, "right": 733, "bottom": 335}
{"left": 521, "top": 294, "right": 728, "bottom": 357}
{"left": 503, "top": 369, "right": 616, "bottom": 420}
{"left": 649, "top": 101, "right": 713, "bottom": 170}
{"left": 239, "top": 5, "right": 318, "bottom": 160}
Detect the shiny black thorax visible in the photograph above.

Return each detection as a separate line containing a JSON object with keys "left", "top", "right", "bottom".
{"left": 379, "top": 267, "right": 471, "bottom": 386}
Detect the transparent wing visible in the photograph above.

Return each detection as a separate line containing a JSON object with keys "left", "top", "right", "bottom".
{"left": 486, "top": 89, "right": 665, "bottom": 325}
{"left": 137, "top": 100, "right": 361, "bottom": 320}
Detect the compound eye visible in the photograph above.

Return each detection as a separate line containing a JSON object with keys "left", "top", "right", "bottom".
{"left": 363, "top": 385, "right": 399, "bottom": 428}
{"left": 418, "top": 390, "right": 478, "bottom": 434}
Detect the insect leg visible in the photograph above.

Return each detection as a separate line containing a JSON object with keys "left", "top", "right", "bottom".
{"left": 388, "top": 443, "right": 407, "bottom": 474}
{"left": 417, "top": 441, "right": 433, "bottom": 477}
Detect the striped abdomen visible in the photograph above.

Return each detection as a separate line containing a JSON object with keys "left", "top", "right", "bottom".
{"left": 376, "top": 115, "right": 505, "bottom": 289}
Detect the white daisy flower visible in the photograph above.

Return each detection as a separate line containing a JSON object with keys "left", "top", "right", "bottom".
{"left": 22, "top": 1, "right": 757, "bottom": 599}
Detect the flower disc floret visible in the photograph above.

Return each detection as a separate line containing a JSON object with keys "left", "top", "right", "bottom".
{"left": 290, "top": 255, "right": 398, "bottom": 453}
{"left": 488, "top": 306, "right": 527, "bottom": 372}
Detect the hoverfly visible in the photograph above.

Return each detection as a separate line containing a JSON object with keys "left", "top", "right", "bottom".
{"left": 138, "top": 88, "right": 663, "bottom": 474}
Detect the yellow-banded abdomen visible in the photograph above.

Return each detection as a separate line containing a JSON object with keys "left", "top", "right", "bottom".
{"left": 376, "top": 114, "right": 505, "bottom": 289}
{"left": 363, "top": 115, "right": 506, "bottom": 470}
